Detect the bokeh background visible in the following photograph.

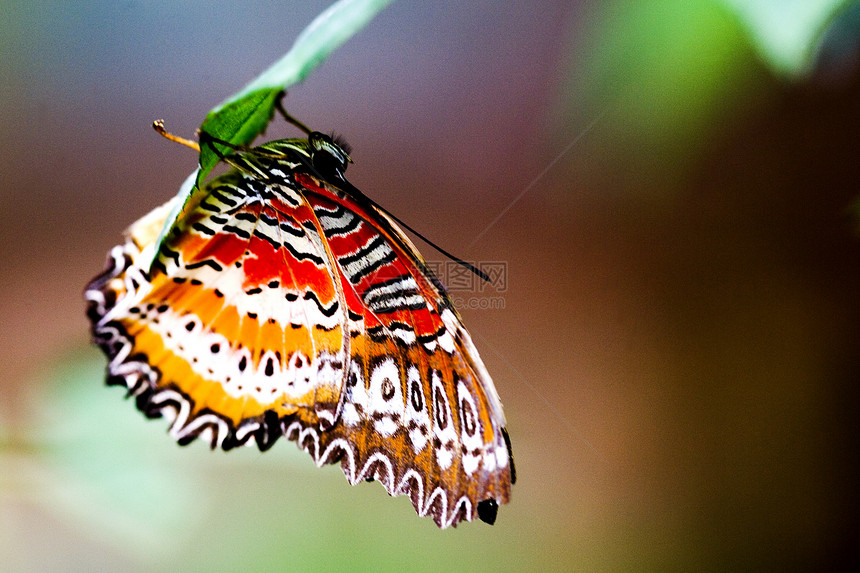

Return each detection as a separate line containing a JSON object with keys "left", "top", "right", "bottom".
{"left": 2, "top": 0, "right": 859, "bottom": 570}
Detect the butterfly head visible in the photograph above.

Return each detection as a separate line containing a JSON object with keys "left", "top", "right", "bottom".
{"left": 308, "top": 131, "right": 352, "bottom": 181}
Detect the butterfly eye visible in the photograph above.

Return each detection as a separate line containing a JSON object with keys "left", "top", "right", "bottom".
{"left": 309, "top": 131, "right": 351, "bottom": 180}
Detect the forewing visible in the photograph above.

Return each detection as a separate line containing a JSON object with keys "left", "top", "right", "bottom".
{"left": 86, "top": 171, "right": 349, "bottom": 449}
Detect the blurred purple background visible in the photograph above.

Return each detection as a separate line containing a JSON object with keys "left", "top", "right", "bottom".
{"left": 2, "top": 0, "right": 859, "bottom": 569}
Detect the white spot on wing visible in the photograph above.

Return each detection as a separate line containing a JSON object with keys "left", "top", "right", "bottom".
{"left": 431, "top": 370, "right": 459, "bottom": 470}
{"left": 368, "top": 358, "right": 403, "bottom": 437}
{"left": 404, "top": 365, "right": 431, "bottom": 453}
{"left": 342, "top": 361, "right": 367, "bottom": 427}
{"left": 457, "top": 380, "right": 483, "bottom": 475}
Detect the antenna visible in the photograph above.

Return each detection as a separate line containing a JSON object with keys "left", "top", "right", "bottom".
{"left": 152, "top": 120, "right": 200, "bottom": 151}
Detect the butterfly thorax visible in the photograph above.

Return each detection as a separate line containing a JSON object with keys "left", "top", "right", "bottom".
{"left": 222, "top": 133, "right": 353, "bottom": 191}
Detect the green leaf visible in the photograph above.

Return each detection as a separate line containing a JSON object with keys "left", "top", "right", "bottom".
{"left": 197, "top": 89, "right": 282, "bottom": 183}
{"left": 198, "top": 0, "right": 396, "bottom": 183}
{"left": 563, "top": 0, "right": 753, "bottom": 185}
{"left": 721, "top": 0, "right": 852, "bottom": 77}
{"left": 148, "top": 0, "right": 394, "bottom": 272}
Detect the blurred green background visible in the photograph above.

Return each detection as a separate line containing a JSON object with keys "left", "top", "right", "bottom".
{"left": 2, "top": 0, "right": 859, "bottom": 570}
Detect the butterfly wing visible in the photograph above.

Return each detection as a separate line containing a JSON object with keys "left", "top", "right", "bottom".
{"left": 288, "top": 172, "right": 514, "bottom": 527}
{"left": 86, "top": 170, "right": 351, "bottom": 449}
{"left": 86, "top": 159, "right": 514, "bottom": 528}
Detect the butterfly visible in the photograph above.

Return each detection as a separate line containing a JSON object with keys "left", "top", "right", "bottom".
{"left": 85, "top": 110, "right": 515, "bottom": 528}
